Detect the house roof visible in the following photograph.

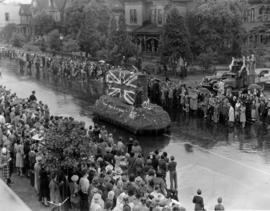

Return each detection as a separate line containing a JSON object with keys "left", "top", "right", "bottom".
{"left": 32, "top": 0, "right": 67, "bottom": 11}
{"left": 54, "top": 0, "right": 69, "bottom": 11}
{"left": 19, "top": 4, "right": 32, "bottom": 16}
{"left": 133, "top": 24, "right": 163, "bottom": 34}
{"left": 35, "top": 0, "right": 50, "bottom": 9}
{"left": 110, "top": 0, "right": 124, "bottom": 11}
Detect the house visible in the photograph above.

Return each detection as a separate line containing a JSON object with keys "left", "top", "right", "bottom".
{"left": 242, "top": 0, "right": 270, "bottom": 66}
{"left": 0, "top": 2, "right": 20, "bottom": 30}
{"left": 31, "top": 0, "right": 71, "bottom": 22}
{"left": 17, "top": 4, "right": 32, "bottom": 37}
{"left": 123, "top": 0, "right": 197, "bottom": 55}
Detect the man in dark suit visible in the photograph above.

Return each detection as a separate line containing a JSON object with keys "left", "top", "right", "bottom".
{"left": 192, "top": 189, "right": 205, "bottom": 211}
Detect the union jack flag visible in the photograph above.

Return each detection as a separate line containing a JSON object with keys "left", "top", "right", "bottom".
{"left": 106, "top": 70, "right": 138, "bottom": 105}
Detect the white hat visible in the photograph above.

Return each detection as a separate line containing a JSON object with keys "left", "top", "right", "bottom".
{"left": 36, "top": 156, "right": 42, "bottom": 162}
{"left": 71, "top": 175, "right": 79, "bottom": 182}
{"left": 105, "top": 164, "right": 113, "bottom": 173}
{"left": 1, "top": 147, "right": 7, "bottom": 154}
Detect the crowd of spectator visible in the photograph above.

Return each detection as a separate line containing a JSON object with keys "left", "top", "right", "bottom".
{"left": 148, "top": 79, "right": 270, "bottom": 128}
{"left": 0, "top": 86, "right": 225, "bottom": 210}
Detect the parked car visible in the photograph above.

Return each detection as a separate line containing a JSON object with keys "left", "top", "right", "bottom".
{"left": 200, "top": 70, "right": 229, "bottom": 89}
{"left": 255, "top": 68, "right": 270, "bottom": 84}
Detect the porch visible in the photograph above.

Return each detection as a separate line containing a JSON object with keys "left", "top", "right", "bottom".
{"left": 132, "top": 24, "right": 162, "bottom": 56}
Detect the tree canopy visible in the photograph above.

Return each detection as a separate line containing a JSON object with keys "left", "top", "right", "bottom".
{"left": 32, "top": 12, "right": 57, "bottom": 36}
{"left": 11, "top": 33, "right": 26, "bottom": 48}
{"left": 47, "top": 29, "right": 62, "bottom": 51}
{"left": 160, "top": 8, "right": 192, "bottom": 68}
{"left": 64, "top": 0, "right": 86, "bottom": 38}
{"left": 77, "top": 1, "right": 111, "bottom": 57}
{"left": 0, "top": 23, "right": 17, "bottom": 42}
{"left": 187, "top": 0, "right": 244, "bottom": 63}
{"left": 107, "top": 13, "right": 138, "bottom": 65}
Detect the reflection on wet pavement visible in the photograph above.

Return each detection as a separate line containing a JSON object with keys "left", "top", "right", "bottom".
{"left": 1, "top": 59, "right": 270, "bottom": 210}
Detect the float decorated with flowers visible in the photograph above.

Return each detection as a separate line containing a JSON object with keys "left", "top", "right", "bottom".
{"left": 93, "top": 69, "right": 171, "bottom": 135}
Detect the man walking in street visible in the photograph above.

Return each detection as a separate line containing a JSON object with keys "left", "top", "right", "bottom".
{"left": 168, "top": 155, "right": 177, "bottom": 190}
{"left": 214, "top": 197, "right": 225, "bottom": 211}
{"left": 192, "top": 189, "right": 205, "bottom": 211}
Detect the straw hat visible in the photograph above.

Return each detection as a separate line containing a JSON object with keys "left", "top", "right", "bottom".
{"left": 71, "top": 175, "right": 79, "bottom": 182}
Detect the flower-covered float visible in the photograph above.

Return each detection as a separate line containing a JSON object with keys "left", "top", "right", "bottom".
{"left": 93, "top": 68, "right": 171, "bottom": 135}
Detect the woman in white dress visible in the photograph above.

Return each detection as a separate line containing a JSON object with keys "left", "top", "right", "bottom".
{"left": 240, "top": 103, "right": 246, "bottom": 128}
{"left": 15, "top": 139, "right": 24, "bottom": 176}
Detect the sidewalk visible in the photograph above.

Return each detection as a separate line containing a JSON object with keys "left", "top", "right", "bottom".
{"left": 10, "top": 175, "right": 49, "bottom": 211}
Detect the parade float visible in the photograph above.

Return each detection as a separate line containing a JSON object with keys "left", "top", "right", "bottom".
{"left": 93, "top": 68, "right": 171, "bottom": 135}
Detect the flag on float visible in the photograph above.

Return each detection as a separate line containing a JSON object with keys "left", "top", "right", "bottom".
{"left": 106, "top": 70, "right": 138, "bottom": 105}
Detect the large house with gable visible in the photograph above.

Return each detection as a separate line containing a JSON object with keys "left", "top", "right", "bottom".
{"left": 31, "top": 0, "right": 73, "bottom": 22}
{"left": 123, "top": 0, "right": 198, "bottom": 55}
{"left": 242, "top": 0, "right": 270, "bottom": 66}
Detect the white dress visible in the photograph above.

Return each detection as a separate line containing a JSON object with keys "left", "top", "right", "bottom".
{"left": 15, "top": 144, "right": 24, "bottom": 168}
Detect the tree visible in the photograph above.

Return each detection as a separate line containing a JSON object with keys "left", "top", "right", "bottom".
{"left": 0, "top": 23, "right": 16, "bottom": 42}
{"left": 197, "top": 48, "right": 218, "bottom": 73}
{"left": 187, "top": 0, "right": 244, "bottom": 63}
{"left": 160, "top": 9, "right": 192, "bottom": 72}
{"left": 63, "top": 38, "right": 80, "bottom": 52}
{"left": 32, "top": 12, "right": 56, "bottom": 36}
{"left": 11, "top": 33, "right": 26, "bottom": 48}
{"left": 77, "top": 0, "right": 111, "bottom": 57}
{"left": 107, "top": 13, "right": 138, "bottom": 65}
{"left": 47, "top": 29, "right": 61, "bottom": 51}
{"left": 64, "top": 0, "right": 87, "bottom": 38}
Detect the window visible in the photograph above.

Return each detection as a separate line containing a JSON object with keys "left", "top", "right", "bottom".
{"left": 157, "top": 9, "right": 162, "bottom": 25}
{"left": 5, "top": 13, "right": 10, "bottom": 22}
{"left": 151, "top": 9, "right": 156, "bottom": 24}
{"left": 130, "top": 9, "right": 137, "bottom": 24}
{"left": 250, "top": 8, "right": 255, "bottom": 22}
{"left": 259, "top": 6, "right": 265, "bottom": 15}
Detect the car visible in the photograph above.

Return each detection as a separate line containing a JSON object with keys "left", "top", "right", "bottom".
{"left": 200, "top": 71, "right": 229, "bottom": 88}
{"left": 255, "top": 68, "right": 270, "bottom": 83}
{"left": 221, "top": 72, "right": 238, "bottom": 90}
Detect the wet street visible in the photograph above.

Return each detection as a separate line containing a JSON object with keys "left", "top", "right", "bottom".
{"left": 1, "top": 59, "right": 270, "bottom": 210}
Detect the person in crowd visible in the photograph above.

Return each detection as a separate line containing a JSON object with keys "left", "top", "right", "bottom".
{"left": 34, "top": 156, "right": 42, "bottom": 195}
{"left": 214, "top": 197, "right": 225, "bottom": 211}
{"left": 168, "top": 155, "right": 177, "bottom": 190}
{"left": 228, "top": 103, "right": 235, "bottom": 127}
{"left": 70, "top": 175, "right": 80, "bottom": 211}
{"left": 0, "top": 112, "right": 5, "bottom": 124}
{"left": 39, "top": 163, "right": 50, "bottom": 206}
{"left": 240, "top": 103, "right": 246, "bottom": 128}
{"left": 14, "top": 139, "right": 24, "bottom": 176}
{"left": 79, "top": 169, "right": 90, "bottom": 211}
{"left": 192, "top": 189, "right": 205, "bottom": 211}
{"left": 49, "top": 173, "right": 61, "bottom": 204}
{"left": 0, "top": 147, "right": 11, "bottom": 184}
{"left": 29, "top": 91, "right": 37, "bottom": 102}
